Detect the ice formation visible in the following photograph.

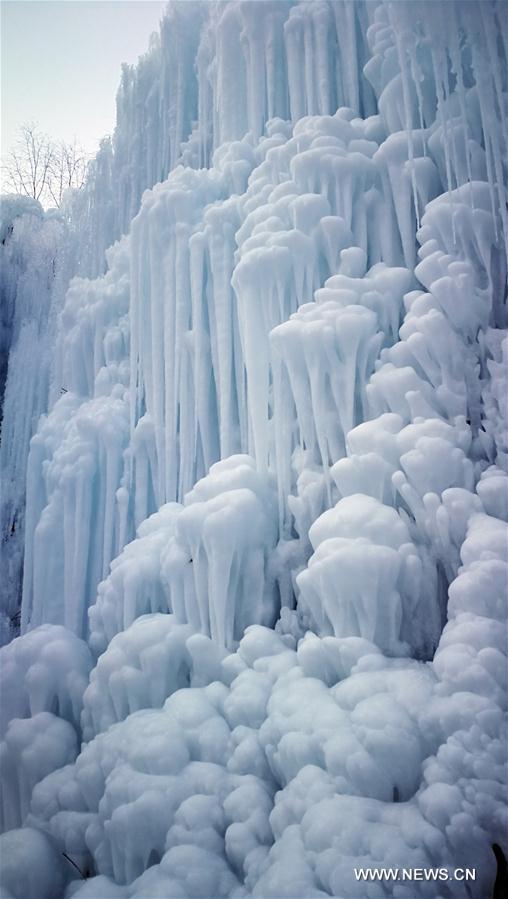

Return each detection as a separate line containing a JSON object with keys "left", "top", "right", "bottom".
{"left": 0, "top": 1, "right": 507, "bottom": 897}
{"left": 0, "top": 200, "right": 66, "bottom": 644}
{"left": 296, "top": 494, "right": 436, "bottom": 657}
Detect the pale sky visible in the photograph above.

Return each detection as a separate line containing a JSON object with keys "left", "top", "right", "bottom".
{"left": 1, "top": 0, "right": 168, "bottom": 160}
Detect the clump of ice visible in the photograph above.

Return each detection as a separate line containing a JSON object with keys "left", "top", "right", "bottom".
{"left": 0, "top": 195, "right": 43, "bottom": 244}
{"left": 296, "top": 494, "right": 436, "bottom": 655}
{"left": 81, "top": 614, "right": 225, "bottom": 742}
{"left": 89, "top": 456, "right": 279, "bottom": 655}
{"left": 0, "top": 624, "right": 92, "bottom": 738}
{"left": 1, "top": 712, "right": 77, "bottom": 831}
{"left": 0, "top": 827, "right": 68, "bottom": 899}
{"left": 28, "top": 517, "right": 507, "bottom": 898}
{"left": 162, "top": 456, "right": 279, "bottom": 648}
{"left": 88, "top": 503, "right": 182, "bottom": 655}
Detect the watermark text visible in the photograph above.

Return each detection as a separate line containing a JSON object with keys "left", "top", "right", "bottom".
{"left": 354, "top": 867, "right": 476, "bottom": 883}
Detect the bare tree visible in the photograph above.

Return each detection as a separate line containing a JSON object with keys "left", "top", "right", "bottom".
{"left": 2, "top": 123, "right": 88, "bottom": 208}
{"left": 2, "top": 122, "right": 54, "bottom": 203}
{"left": 47, "top": 138, "right": 88, "bottom": 207}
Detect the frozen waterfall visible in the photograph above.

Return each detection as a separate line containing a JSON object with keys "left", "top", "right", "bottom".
{"left": 0, "top": 1, "right": 507, "bottom": 898}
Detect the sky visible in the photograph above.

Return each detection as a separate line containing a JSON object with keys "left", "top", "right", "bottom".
{"left": 1, "top": 0, "right": 168, "bottom": 160}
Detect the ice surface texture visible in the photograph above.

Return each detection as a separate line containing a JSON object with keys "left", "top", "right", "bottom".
{"left": 0, "top": 1, "right": 507, "bottom": 897}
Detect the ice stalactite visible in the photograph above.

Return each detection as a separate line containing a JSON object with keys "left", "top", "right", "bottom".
{"left": 162, "top": 456, "right": 278, "bottom": 649}
{"left": 271, "top": 253, "right": 411, "bottom": 520}
{"left": 20, "top": 239, "right": 131, "bottom": 638}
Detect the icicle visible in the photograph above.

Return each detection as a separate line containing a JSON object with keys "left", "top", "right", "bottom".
{"left": 387, "top": 7, "right": 421, "bottom": 233}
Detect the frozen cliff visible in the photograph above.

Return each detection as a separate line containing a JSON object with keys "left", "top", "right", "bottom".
{"left": 0, "top": 1, "right": 507, "bottom": 898}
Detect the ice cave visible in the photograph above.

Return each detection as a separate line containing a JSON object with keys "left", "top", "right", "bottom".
{"left": 0, "top": 1, "right": 507, "bottom": 897}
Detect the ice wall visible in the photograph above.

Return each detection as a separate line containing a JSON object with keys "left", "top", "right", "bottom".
{"left": 72, "top": 0, "right": 379, "bottom": 277}
{"left": 1, "top": 1, "right": 507, "bottom": 897}
{"left": 21, "top": 0, "right": 507, "bottom": 644}
{"left": 0, "top": 199, "right": 69, "bottom": 645}
{"left": 5, "top": 0, "right": 508, "bottom": 635}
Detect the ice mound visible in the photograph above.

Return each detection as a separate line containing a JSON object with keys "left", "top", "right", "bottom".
{"left": 88, "top": 503, "right": 182, "bottom": 656}
{"left": 0, "top": 195, "right": 43, "bottom": 244}
{"left": 0, "top": 712, "right": 77, "bottom": 831}
{"left": 68, "top": 847, "right": 242, "bottom": 898}
{"left": 333, "top": 413, "right": 472, "bottom": 505}
{"left": 30, "top": 677, "right": 272, "bottom": 887}
{"left": 333, "top": 414, "right": 481, "bottom": 589}
{"left": 0, "top": 624, "right": 92, "bottom": 738}
{"left": 89, "top": 457, "right": 278, "bottom": 654}
{"left": 27, "top": 538, "right": 506, "bottom": 897}
{"left": 296, "top": 494, "right": 435, "bottom": 655}
{"left": 414, "top": 513, "right": 508, "bottom": 898}
{"left": 476, "top": 465, "right": 508, "bottom": 522}
{"left": 81, "top": 614, "right": 225, "bottom": 741}
{"left": 0, "top": 826, "right": 68, "bottom": 899}
{"left": 0, "top": 625, "right": 90, "bottom": 833}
